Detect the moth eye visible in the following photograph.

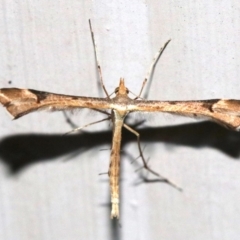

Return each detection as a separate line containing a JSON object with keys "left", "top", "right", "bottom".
{"left": 126, "top": 88, "right": 129, "bottom": 94}
{"left": 115, "top": 87, "right": 119, "bottom": 94}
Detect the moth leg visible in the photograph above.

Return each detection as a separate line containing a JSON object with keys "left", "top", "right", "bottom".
{"left": 89, "top": 19, "right": 110, "bottom": 98}
{"left": 123, "top": 123, "right": 181, "bottom": 191}
{"left": 64, "top": 116, "right": 111, "bottom": 135}
{"left": 138, "top": 39, "right": 171, "bottom": 99}
{"left": 63, "top": 111, "right": 79, "bottom": 129}
{"left": 63, "top": 109, "right": 110, "bottom": 130}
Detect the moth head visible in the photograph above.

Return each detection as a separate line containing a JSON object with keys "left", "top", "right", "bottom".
{"left": 115, "top": 78, "right": 129, "bottom": 95}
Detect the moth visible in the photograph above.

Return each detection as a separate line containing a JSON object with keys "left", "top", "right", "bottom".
{"left": 1, "top": 20, "right": 240, "bottom": 219}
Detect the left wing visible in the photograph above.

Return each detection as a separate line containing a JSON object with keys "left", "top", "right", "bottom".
{"left": 0, "top": 88, "right": 111, "bottom": 119}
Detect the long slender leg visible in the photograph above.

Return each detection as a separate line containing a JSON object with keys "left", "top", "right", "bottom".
{"left": 63, "top": 111, "right": 79, "bottom": 129}
{"left": 88, "top": 19, "right": 110, "bottom": 98}
{"left": 136, "top": 39, "right": 171, "bottom": 99}
{"left": 64, "top": 117, "right": 111, "bottom": 135}
{"left": 123, "top": 123, "right": 181, "bottom": 191}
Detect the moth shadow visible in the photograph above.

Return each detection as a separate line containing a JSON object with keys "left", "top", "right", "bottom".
{"left": 134, "top": 121, "right": 240, "bottom": 158}
{"left": 0, "top": 121, "right": 240, "bottom": 174}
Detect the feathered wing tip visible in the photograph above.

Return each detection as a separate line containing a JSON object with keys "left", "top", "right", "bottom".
{"left": 0, "top": 88, "right": 59, "bottom": 119}
{"left": 211, "top": 99, "right": 240, "bottom": 131}
{"left": 0, "top": 88, "right": 41, "bottom": 119}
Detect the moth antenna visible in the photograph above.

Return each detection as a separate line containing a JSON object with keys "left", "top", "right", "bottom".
{"left": 89, "top": 19, "right": 110, "bottom": 98}
{"left": 142, "top": 39, "right": 171, "bottom": 99}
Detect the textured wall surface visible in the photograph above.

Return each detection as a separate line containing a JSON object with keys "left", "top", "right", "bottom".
{"left": 0, "top": 1, "right": 240, "bottom": 239}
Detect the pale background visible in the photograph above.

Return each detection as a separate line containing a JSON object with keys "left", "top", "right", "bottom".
{"left": 0, "top": 1, "right": 240, "bottom": 240}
